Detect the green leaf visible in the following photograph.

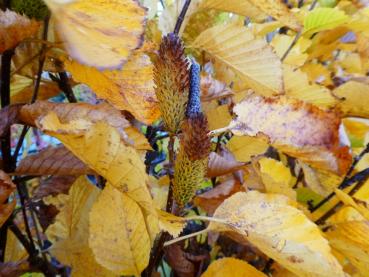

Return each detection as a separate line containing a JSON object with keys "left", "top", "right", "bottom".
{"left": 303, "top": 7, "right": 348, "bottom": 37}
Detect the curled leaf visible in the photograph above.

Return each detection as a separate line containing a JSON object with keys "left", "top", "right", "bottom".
{"left": 226, "top": 94, "right": 351, "bottom": 174}
{"left": 0, "top": 9, "right": 40, "bottom": 53}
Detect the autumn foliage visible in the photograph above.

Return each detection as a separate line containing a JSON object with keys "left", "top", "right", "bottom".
{"left": 1, "top": 0, "right": 369, "bottom": 276}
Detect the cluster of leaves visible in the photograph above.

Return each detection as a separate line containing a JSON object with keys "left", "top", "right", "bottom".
{"left": 1, "top": 0, "right": 369, "bottom": 276}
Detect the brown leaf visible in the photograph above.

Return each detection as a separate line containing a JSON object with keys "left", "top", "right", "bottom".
{"left": 33, "top": 175, "right": 78, "bottom": 199}
{"left": 194, "top": 179, "right": 244, "bottom": 215}
{"left": 0, "top": 171, "right": 16, "bottom": 227}
{"left": 36, "top": 201, "right": 60, "bottom": 231}
{"left": 16, "top": 146, "right": 93, "bottom": 176}
{"left": 19, "top": 101, "right": 132, "bottom": 143}
{"left": 0, "top": 104, "right": 23, "bottom": 137}
{"left": 0, "top": 10, "right": 40, "bottom": 53}
{"left": 200, "top": 74, "right": 233, "bottom": 102}
{"left": 226, "top": 94, "right": 351, "bottom": 174}
{"left": 207, "top": 151, "right": 246, "bottom": 178}
{"left": 165, "top": 244, "right": 195, "bottom": 277}
{"left": 0, "top": 260, "right": 29, "bottom": 277}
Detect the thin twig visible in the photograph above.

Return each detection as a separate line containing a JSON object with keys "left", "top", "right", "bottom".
{"left": 0, "top": 48, "right": 14, "bottom": 262}
{"left": 143, "top": 136, "right": 176, "bottom": 277}
{"left": 58, "top": 72, "right": 77, "bottom": 103}
{"left": 310, "top": 143, "right": 369, "bottom": 213}
{"left": 31, "top": 17, "right": 50, "bottom": 103}
{"left": 281, "top": 0, "right": 318, "bottom": 61}
{"left": 173, "top": 0, "right": 192, "bottom": 35}
{"left": 315, "top": 171, "right": 369, "bottom": 225}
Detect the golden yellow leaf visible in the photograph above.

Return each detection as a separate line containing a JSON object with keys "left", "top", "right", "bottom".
{"left": 46, "top": 176, "right": 115, "bottom": 277}
{"left": 4, "top": 230, "right": 27, "bottom": 263}
{"left": 37, "top": 115, "right": 154, "bottom": 211}
{"left": 201, "top": 257, "right": 267, "bottom": 277}
{"left": 256, "top": 157, "right": 296, "bottom": 199}
{"left": 303, "top": 7, "right": 348, "bottom": 37}
{"left": 271, "top": 34, "right": 311, "bottom": 67}
{"left": 44, "top": 0, "right": 146, "bottom": 69}
{"left": 199, "top": 0, "right": 266, "bottom": 22}
{"left": 206, "top": 105, "right": 232, "bottom": 131}
{"left": 301, "top": 62, "right": 333, "bottom": 86}
{"left": 209, "top": 191, "right": 345, "bottom": 277}
{"left": 106, "top": 52, "right": 160, "bottom": 124}
{"left": 225, "top": 94, "right": 351, "bottom": 174}
{"left": 333, "top": 81, "right": 369, "bottom": 118}
{"left": 10, "top": 75, "right": 61, "bottom": 103}
{"left": 0, "top": 10, "right": 40, "bottom": 53}
{"left": 334, "top": 189, "right": 369, "bottom": 221}
{"left": 89, "top": 183, "right": 150, "bottom": 276}
{"left": 327, "top": 221, "right": 369, "bottom": 277}
{"left": 191, "top": 23, "right": 283, "bottom": 96}
{"left": 227, "top": 136, "right": 269, "bottom": 163}
{"left": 65, "top": 52, "right": 160, "bottom": 124}
{"left": 283, "top": 65, "right": 336, "bottom": 108}
{"left": 247, "top": 0, "right": 302, "bottom": 31}
{"left": 157, "top": 210, "right": 186, "bottom": 238}
{"left": 299, "top": 161, "right": 331, "bottom": 196}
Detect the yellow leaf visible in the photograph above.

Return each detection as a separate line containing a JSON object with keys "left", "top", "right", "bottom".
{"left": 227, "top": 136, "right": 269, "bottom": 163}
{"left": 271, "top": 34, "right": 311, "bottom": 67}
{"left": 283, "top": 65, "right": 336, "bottom": 108}
{"left": 303, "top": 8, "right": 348, "bottom": 37}
{"left": 327, "top": 221, "right": 369, "bottom": 277}
{"left": 0, "top": 10, "right": 40, "bottom": 53}
{"left": 65, "top": 52, "right": 160, "bottom": 124}
{"left": 301, "top": 62, "right": 333, "bottom": 86}
{"left": 334, "top": 189, "right": 369, "bottom": 221}
{"left": 247, "top": 0, "right": 302, "bottom": 31}
{"left": 226, "top": 94, "right": 351, "bottom": 174}
{"left": 44, "top": 0, "right": 146, "bottom": 69}
{"left": 4, "top": 230, "right": 27, "bottom": 263}
{"left": 209, "top": 191, "right": 345, "bottom": 277}
{"left": 333, "top": 81, "right": 369, "bottom": 118}
{"left": 106, "top": 52, "right": 160, "bottom": 124}
{"left": 10, "top": 75, "right": 61, "bottom": 103}
{"left": 256, "top": 157, "right": 296, "bottom": 199}
{"left": 89, "top": 183, "right": 150, "bottom": 276}
{"left": 191, "top": 23, "right": 283, "bottom": 96}
{"left": 46, "top": 176, "right": 115, "bottom": 277}
{"left": 199, "top": 0, "right": 266, "bottom": 22}
{"left": 299, "top": 161, "right": 331, "bottom": 196}
{"left": 157, "top": 210, "right": 186, "bottom": 238}
{"left": 206, "top": 105, "right": 232, "bottom": 131}
{"left": 38, "top": 115, "right": 154, "bottom": 211}
{"left": 201, "top": 257, "right": 267, "bottom": 277}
